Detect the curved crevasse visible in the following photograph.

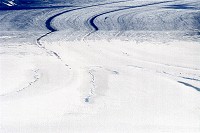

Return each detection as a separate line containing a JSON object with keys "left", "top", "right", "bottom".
{"left": 1, "top": 0, "right": 200, "bottom": 133}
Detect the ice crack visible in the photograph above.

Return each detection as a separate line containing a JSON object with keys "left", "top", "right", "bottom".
{"left": 0, "top": 69, "right": 40, "bottom": 96}
{"left": 85, "top": 70, "right": 96, "bottom": 103}
{"left": 16, "top": 69, "right": 40, "bottom": 93}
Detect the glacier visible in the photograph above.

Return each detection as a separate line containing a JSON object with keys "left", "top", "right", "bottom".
{"left": 0, "top": 0, "right": 200, "bottom": 133}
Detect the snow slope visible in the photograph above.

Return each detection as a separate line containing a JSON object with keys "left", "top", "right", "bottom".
{"left": 0, "top": 0, "right": 200, "bottom": 133}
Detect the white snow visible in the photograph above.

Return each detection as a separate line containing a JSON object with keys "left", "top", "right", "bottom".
{"left": 0, "top": 0, "right": 200, "bottom": 133}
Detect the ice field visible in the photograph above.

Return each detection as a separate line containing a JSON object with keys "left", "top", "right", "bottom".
{"left": 0, "top": 0, "right": 200, "bottom": 132}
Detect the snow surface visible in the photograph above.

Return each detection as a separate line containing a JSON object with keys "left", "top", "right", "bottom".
{"left": 0, "top": 0, "right": 200, "bottom": 133}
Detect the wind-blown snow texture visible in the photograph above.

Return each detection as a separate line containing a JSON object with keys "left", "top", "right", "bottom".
{"left": 0, "top": 0, "right": 200, "bottom": 133}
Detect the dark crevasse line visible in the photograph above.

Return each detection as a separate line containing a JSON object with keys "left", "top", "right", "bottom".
{"left": 16, "top": 69, "right": 40, "bottom": 93}
{"left": 36, "top": 32, "right": 64, "bottom": 64}
{"left": 89, "top": 0, "right": 175, "bottom": 31}
{"left": 181, "top": 76, "right": 200, "bottom": 82}
{"left": 36, "top": 31, "right": 52, "bottom": 46}
{"left": 178, "top": 81, "right": 200, "bottom": 92}
{"left": 36, "top": 1, "right": 130, "bottom": 71}
{"left": 85, "top": 70, "right": 95, "bottom": 103}
{"left": 45, "top": 0, "right": 130, "bottom": 32}
{"left": 128, "top": 65, "right": 200, "bottom": 82}
{"left": 0, "top": 69, "right": 40, "bottom": 97}
{"left": 36, "top": 1, "right": 130, "bottom": 68}
{"left": 162, "top": 71, "right": 200, "bottom": 82}
{"left": 128, "top": 65, "right": 200, "bottom": 92}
